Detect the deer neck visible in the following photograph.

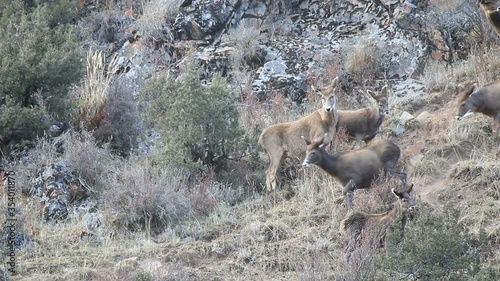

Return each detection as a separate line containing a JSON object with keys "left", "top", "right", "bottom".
{"left": 319, "top": 108, "right": 337, "bottom": 126}
{"left": 316, "top": 149, "right": 339, "bottom": 176}
{"left": 388, "top": 202, "right": 402, "bottom": 220}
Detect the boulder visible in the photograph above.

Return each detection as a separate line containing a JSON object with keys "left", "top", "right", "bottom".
{"left": 31, "top": 162, "right": 91, "bottom": 222}
{"left": 416, "top": 111, "right": 432, "bottom": 124}
{"left": 393, "top": 111, "right": 417, "bottom": 135}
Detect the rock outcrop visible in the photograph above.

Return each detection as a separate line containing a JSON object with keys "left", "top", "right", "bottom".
{"left": 169, "top": 0, "right": 432, "bottom": 104}
{"left": 31, "top": 162, "right": 92, "bottom": 222}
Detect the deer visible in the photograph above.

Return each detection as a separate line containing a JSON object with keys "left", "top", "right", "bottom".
{"left": 339, "top": 183, "right": 416, "bottom": 262}
{"left": 301, "top": 135, "right": 406, "bottom": 207}
{"left": 480, "top": 0, "right": 500, "bottom": 36}
{"left": 258, "top": 77, "right": 340, "bottom": 192}
{"left": 455, "top": 80, "right": 500, "bottom": 133}
{"left": 312, "top": 84, "right": 390, "bottom": 147}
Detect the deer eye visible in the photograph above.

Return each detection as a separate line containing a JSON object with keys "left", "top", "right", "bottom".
{"left": 402, "top": 199, "right": 407, "bottom": 203}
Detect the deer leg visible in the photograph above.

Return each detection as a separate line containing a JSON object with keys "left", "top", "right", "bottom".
{"left": 400, "top": 213, "right": 409, "bottom": 239}
{"left": 342, "top": 180, "right": 356, "bottom": 208}
{"left": 493, "top": 113, "right": 500, "bottom": 144}
{"left": 265, "top": 149, "right": 287, "bottom": 191}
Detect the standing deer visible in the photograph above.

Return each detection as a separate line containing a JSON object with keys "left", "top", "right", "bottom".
{"left": 259, "top": 77, "right": 340, "bottom": 192}
{"left": 340, "top": 183, "right": 416, "bottom": 262}
{"left": 313, "top": 84, "right": 389, "bottom": 147}
{"left": 302, "top": 135, "right": 405, "bottom": 207}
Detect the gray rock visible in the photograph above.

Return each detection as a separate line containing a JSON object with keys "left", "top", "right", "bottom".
{"left": 416, "top": 111, "right": 432, "bottom": 124}
{"left": 399, "top": 111, "right": 415, "bottom": 126}
{"left": 31, "top": 162, "right": 91, "bottom": 222}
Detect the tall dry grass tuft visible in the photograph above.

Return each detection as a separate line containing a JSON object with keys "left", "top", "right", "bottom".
{"left": 226, "top": 21, "right": 263, "bottom": 70}
{"left": 72, "top": 50, "right": 120, "bottom": 130}
{"left": 344, "top": 40, "right": 383, "bottom": 87}
{"left": 132, "top": 0, "right": 180, "bottom": 47}
{"left": 441, "top": 45, "right": 500, "bottom": 87}
{"left": 12, "top": 137, "right": 59, "bottom": 195}
{"left": 100, "top": 159, "right": 194, "bottom": 235}
{"left": 62, "top": 130, "right": 115, "bottom": 193}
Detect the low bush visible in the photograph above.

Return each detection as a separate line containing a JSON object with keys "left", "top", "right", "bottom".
{"left": 141, "top": 59, "right": 248, "bottom": 171}
{"left": 378, "top": 204, "right": 492, "bottom": 280}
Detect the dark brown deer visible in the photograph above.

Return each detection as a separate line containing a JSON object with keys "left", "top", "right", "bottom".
{"left": 302, "top": 135, "right": 405, "bottom": 207}
{"left": 259, "top": 77, "right": 339, "bottom": 191}
{"left": 314, "top": 85, "right": 389, "bottom": 147}
{"left": 456, "top": 80, "right": 500, "bottom": 131}
{"left": 340, "top": 183, "right": 416, "bottom": 262}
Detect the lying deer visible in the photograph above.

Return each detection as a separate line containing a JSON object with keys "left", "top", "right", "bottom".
{"left": 456, "top": 80, "right": 500, "bottom": 131}
{"left": 259, "top": 77, "right": 340, "bottom": 191}
{"left": 340, "top": 183, "right": 416, "bottom": 262}
{"left": 302, "top": 135, "right": 405, "bottom": 207}
{"left": 312, "top": 84, "right": 389, "bottom": 147}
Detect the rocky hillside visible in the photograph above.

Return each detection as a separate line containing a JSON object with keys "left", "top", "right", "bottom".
{"left": 1, "top": 0, "right": 499, "bottom": 280}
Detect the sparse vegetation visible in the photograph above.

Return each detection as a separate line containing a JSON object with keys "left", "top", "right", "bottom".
{"left": 344, "top": 40, "right": 384, "bottom": 86}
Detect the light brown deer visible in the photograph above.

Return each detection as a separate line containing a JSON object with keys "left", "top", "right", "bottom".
{"left": 259, "top": 77, "right": 340, "bottom": 192}
{"left": 313, "top": 85, "right": 389, "bottom": 145}
{"left": 302, "top": 135, "right": 405, "bottom": 207}
{"left": 334, "top": 85, "right": 390, "bottom": 146}
{"left": 456, "top": 80, "right": 500, "bottom": 132}
{"left": 340, "top": 183, "right": 416, "bottom": 262}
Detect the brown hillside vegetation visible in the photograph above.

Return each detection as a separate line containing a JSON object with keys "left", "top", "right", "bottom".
{"left": 1, "top": 1, "right": 500, "bottom": 281}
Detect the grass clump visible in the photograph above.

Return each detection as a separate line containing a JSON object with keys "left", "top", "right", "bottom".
{"left": 344, "top": 40, "right": 383, "bottom": 86}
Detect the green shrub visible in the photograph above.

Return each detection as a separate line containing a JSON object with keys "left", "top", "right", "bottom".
{"left": 0, "top": 0, "right": 82, "bottom": 143}
{"left": 378, "top": 204, "right": 488, "bottom": 280}
{"left": 141, "top": 60, "right": 247, "bottom": 170}
{"left": 0, "top": 99, "right": 48, "bottom": 142}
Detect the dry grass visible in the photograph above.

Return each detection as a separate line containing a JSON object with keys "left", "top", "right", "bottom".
{"left": 7, "top": 7, "right": 500, "bottom": 281}
{"left": 344, "top": 40, "right": 383, "bottom": 87}
{"left": 72, "top": 50, "right": 120, "bottom": 129}
{"left": 225, "top": 21, "right": 263, "bottom": 70}
{"left": 430, "top": 0, "right": 462, "bottom": 12}
{"left": 132, "top": 0, "right": 180, "bottom": 47}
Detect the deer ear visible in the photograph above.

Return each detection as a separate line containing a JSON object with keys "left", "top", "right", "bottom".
{"left": 380, "top": 85, "right": 388, "bottom": 96}
{"left": 302, "top": 136, "right": 311, "bottom": 145}
{"left": 331, "top": 76, "right": 339, "bottom": 88}
{"left": 367, "top": 90, "right": 377, "bottom": 99}
{"left": 407, "top": 182, "right": 414, "bottom": 193}
{"left": 391, "top": 188, "right": 402, "bottom": 199}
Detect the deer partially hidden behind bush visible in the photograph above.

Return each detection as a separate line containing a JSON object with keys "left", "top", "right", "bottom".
{"left": 301, "top": 135, "right": 405, "bottom": 207}
{"left": 456, "top": 80, "right": 500, "bottom": 133}
{"left": 313, "top": 84, "right": 389, "bottom": 147}
{"left": 339, "top": 183, "right": 416, "bottom": 262}
{"left": 259, "top": 77, "right": 340, "bottom": 192}
{"left": 480, "top": 0, "right": 500, "bottom": 36}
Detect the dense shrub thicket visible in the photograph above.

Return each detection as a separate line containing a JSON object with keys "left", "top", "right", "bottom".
{"left": 0, "top": 0, "right": 82, "bottom": 143}
{"left": 141, "top": 60, "right": 248, "bottom": 170}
